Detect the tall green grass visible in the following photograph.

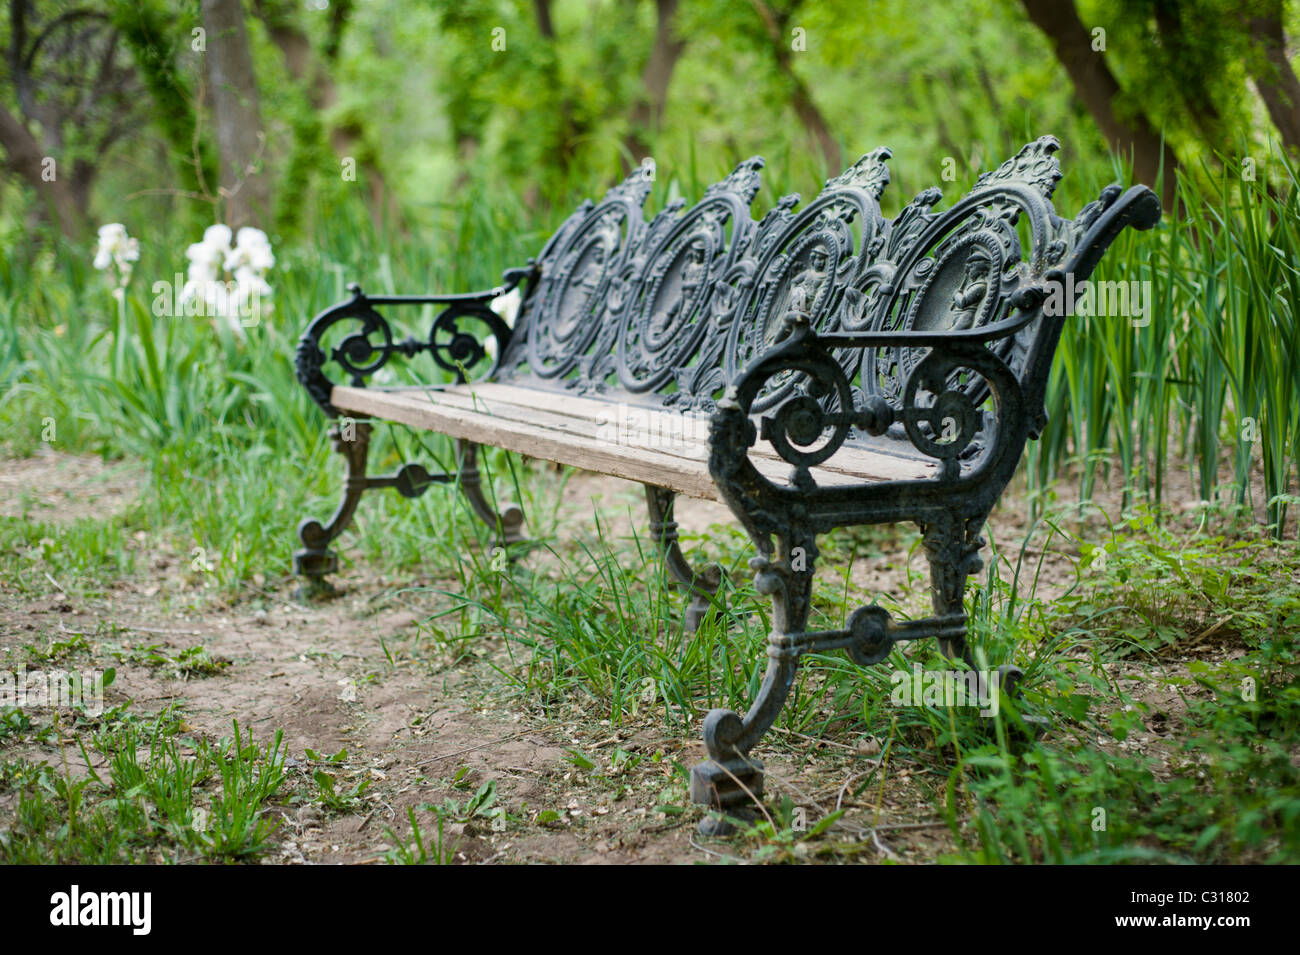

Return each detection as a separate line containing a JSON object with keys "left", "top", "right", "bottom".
{"left": 1032, "top": 145, "right": 1299, "bottom": 536}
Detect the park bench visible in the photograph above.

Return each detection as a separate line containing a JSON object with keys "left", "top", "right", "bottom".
{"left": 293, "top": 136, "right": 1160, "bottom": 832}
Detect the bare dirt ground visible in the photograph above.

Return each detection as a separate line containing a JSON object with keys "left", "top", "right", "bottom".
{"left": 0, "top": 448, "right": 1267, "bottom": 864}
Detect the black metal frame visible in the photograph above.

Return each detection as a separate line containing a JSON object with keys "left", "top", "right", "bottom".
{"left": 292, "top": 136, "right": 1161, "bottom": 830}
{"left": 293, "top": 273, "right": 532, "bottom": 594}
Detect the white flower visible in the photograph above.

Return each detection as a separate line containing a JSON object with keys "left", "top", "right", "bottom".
{"left": 179, "top": 222, "right": 274, "bottom": 338}
{"left": 185, "top": 241, "right": 223, "bottom": 282}
{"left": 203, "top": 224, "right": 234, "bottom": 250}
{"left": 485, "top": 287, "right": 522, "bottom": 364}
{"left": 236, "top": 226, "right": 272, "bottom": 255}
{"left": 93, "top": 224, "right": 125, "bottom": 269}
{"left": 225, "top": 227, "right": 276, "bottom": 273}
{"left": 233, "top": 265, "right": 271, "bottom": 296}
{"left": 491, "top": 287, "right": 522, "bottom": 329}
{"left": 94, "top": 223, "right": 139, "bottom": 285}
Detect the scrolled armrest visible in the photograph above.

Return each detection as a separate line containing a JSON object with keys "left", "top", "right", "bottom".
{"left": 712, "top": 319, "right": 894, "bottom": 484}
{"left": 892, "top": 341, "right": 1026, "bottom": 480}
{"left": 714, "top": 315, "right": 1028, "bottom": 486}
{"left": 820, "top": 282, "right": 1046, "bottom": 352}
{"left": 295, "top": 267, "right": 533, "bottom": 416}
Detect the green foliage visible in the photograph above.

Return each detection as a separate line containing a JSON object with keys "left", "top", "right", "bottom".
{"left": 0, "top": 709, "right": 290, "bottom": 864}
{"left": 110, "top": 0, "right": 219, "bottom": 225}
{"left": 383, "top": 805, "right": 460, "bottom": 864}
{"left": 947, "top": 653, "right": 1300, "bottom": 864}
{"left": 1032, "top": 143, "right": 1300, "bottom": 535}
{"left": 1085, "top": 0, "right": 1260, "bottom": 168}
{"left": 0, "top": 516, "right": 136, "bottom": 598}
{"left": 1066, "top": 507, "right": 1300, "bottom": 657}
{"left": 727, "top": 796, "right": 846, "bottom": 863}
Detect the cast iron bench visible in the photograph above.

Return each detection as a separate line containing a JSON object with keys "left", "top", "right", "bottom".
{"left": 293, "top": 136, "right": 1160, "bottom": 831}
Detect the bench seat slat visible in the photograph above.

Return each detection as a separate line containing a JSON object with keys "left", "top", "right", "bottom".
{"left": 426, "top": 383, "right": 936, "bottom": 483}
{"left": 416, "top": 382, "right": 934, "bottom": 471}
{"left": 331, "top": 383, "right": 933, "bottom": 501}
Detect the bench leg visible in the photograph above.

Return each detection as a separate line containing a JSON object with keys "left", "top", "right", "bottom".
{"left": 295, "top": 419, "right": 451, "bottom": 597}
{"left": 923, "top": 512, "right": 1028, "bottom": 703}
{"left": 294, "top": 420, "right": 375, "bottom": 598}
{"left": 456, "top": 440, "right": 525, "bottom": 546}
{"left": 644, "top": 486, "right": 721, "bottom": 632}
{"left": 922, "top": 512, "right": 986, "bottom": 663}
{"left": 689, "top": 531, "right": 816, "bottom": 835}
{"left": 924, "top": 511, "right": 1026, "bottom": 681}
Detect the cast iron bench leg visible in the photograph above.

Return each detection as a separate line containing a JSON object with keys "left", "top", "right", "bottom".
{"left": 923, "top": 511, "right": 985, "bottom": 662}
{"left": 644, "top": 486, "right": 722, "bottom": 633}
{"left": 687, "top": 515, "right": 1031, "bottom": 834}
{"left": 924, "top": 511, "right": 1027, "bottom": 703}
{"left": 294, "top": 420, "right": 374, "bottom": 598}
{"left": 456, "top": 440, "right": 526, "bottom": 546}
{"left": 294, "top": 427, "right": 526, "bottom": 598}
{"left": 690, "top": 530, "right": 816, "bottom": 835}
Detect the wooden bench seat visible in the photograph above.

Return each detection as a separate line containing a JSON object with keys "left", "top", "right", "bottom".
{"left": 332, "top": 383, "right": 935, "bottom": 501}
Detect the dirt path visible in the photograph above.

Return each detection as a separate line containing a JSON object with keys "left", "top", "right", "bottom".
{"left": 10, "top": 447, "right": 1246, "bottom": 864}
{"left": 4, "top": 452, "right": 986, "bottom": 864}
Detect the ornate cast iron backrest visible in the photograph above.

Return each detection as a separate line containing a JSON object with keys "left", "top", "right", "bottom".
{"left": 499, "top": 136, "right": 1152, "bottom": 447}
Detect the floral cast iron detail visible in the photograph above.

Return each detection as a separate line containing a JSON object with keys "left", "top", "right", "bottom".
{"left": 295, "top": 274, "right": 528, "bottom": 417}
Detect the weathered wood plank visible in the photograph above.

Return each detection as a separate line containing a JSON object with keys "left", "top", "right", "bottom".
{"left": 358, "top": 383, "right": 933, "bottom": 480}
{"left": 333, "top": 385, "right": 721, "bottom": 498}
{"left": 331, "top": 384, "right": 931, "bottom": 499}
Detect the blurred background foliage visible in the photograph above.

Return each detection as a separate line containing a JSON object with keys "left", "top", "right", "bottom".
{"left": 0, "top": 0, "right": 1298, "bottom": 537}
{"left": 4, "top": 0, "right": 1297, "bottom": 237}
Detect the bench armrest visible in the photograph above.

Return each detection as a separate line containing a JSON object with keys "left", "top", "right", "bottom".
{"left": 295, "top": 266, "right": 535, "bottom": 416}
{"left": 816, "top": 297, "right": 1040, "bottom": 350}
{"left": 713, "top": 315, "right": 1028, "bottom": 488}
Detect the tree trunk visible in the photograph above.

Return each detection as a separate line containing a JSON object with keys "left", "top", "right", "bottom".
{"left": 201, "top": 0, "right": 269, "bottom": 229}
{"left": 114, "top": 4, "right": 218, "bottom": 210}
{"left": 254, "top": 0, "right": 397, "bottom": 229}
{"left": 533, "top": 0, "right": 583, "bottom": 189}
{"left": 1247, "top": 0, "right": 1300, "bottom": 153}
{"left": 1019, "top": 0, "right": 1178, "bottom": 209}
{"left": 749, "top": 0, "right": 841, "bottom": 176}
{"left": 622, "top": 0, "right": 687, "bottom": 170}
{"left": 1153, "top": 0, "right": 1226, "bottom": 148}
{"left": 0, "top": 102, "right": 88, "bottom": 239}
{"left": 534, "top": 0, "right": 555, "bottom": 40}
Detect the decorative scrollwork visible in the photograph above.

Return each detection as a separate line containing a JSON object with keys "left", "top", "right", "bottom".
{"left": 295, "top": 280, "right": 521, "bottom": 416}
{"left": 725, "top": 319, "right": 896, "bottom": 480}
{"left": 521, "top": 164, "right": 655, "bottom": 380}
{"left": 709, "top": 316, "right": 1028, "bottom": 555}
{"left": 429, "top": 304, "right": 512, "bottom": 381}
{"left": 974, "top": 134, "right": 1063, "bottom": 200}
{"left": 900, "top": 349, "right": 989, "bottom": 469}
{"left": 722, "top": 149, "right": 890, "bottom": 413}
{"left": 825, "top": 146, "right": 892, "bottom": 199}
{"left": 296, "top": 286, "right": 391, "bottom": 415}
{"left": 614, "top": 159, "right": 760, "bottom": 393}
{"left": 759, "top": 358, "right": 854, "bottom": 472}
